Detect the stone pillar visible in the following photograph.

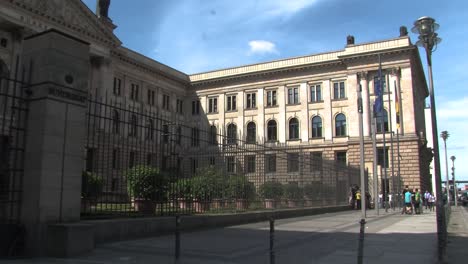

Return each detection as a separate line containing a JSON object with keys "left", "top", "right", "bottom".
{"left": 20, "top": 29, "right": 90, "bottom": 256}
{"left": 359, "top": 72, "right": 370, "bottom": 137}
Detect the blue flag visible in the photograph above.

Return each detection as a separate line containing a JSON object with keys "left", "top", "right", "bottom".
{"left": 373, "top": 55, "right": 383, "bottom": 115}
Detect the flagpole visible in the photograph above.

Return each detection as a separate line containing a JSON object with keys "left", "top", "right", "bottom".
{"left": 377, "top": 54, "right": 389, "bottom": 212}
{"left": 372, "top": 106, "right": 379, "bottom": 216}
{"left": 387, "top": 76, "right": 395, "bottom": 211}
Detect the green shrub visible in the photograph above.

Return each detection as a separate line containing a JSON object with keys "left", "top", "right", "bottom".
{"left": 227, "top": 175, "right": 255, "bottom": 200}
{"left": 125, "top": 165, "right": 168, "bottom": 200}
{"left": 303, "top": 182, "right": 322, "bottom": 199}
{"left": 284, "top": 183, "right": 303, "bottom": 200}
{"left": 81, "top": 171, "right": 104, "bottom": 199}
{"left": 192, "top": 166, "right": 227, "bottom": 200}
{"left": 259, "top": 181, "right": 283, "bottom": 200}
{"left": 168, "top": 178, "right": 192, "bottom": 200}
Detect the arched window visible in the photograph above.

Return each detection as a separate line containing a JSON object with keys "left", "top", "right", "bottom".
{"left": 209, "top": 125, "right": 217, "bottom": 145}
{"left": 129, "top": 114, "right": 137, "bottom": 137}
{"left": 335, "top": 113, "right": 346, "bottom": 137}
{"left": 289, "top": 118, "right": 299, "bottom": 140}
{"left": 227, "top": 123, "right": 237, "bottom": 144}
{"left": 146, "top": 119, "right": 154, "bottom": 140}
{"left": 246, "top": 122, "right": 256, "bottom": 144}
{"left": 267, "top": 120, "right": 277, "bottom": 141}
{"left": 112, "top": 110, "right": 120, "bottom": 134}
{"left": 312, "top": 116, "right": 322, "bottom": 138}
{"left": 376, "top": 109, "right": 389, "bottom": 133}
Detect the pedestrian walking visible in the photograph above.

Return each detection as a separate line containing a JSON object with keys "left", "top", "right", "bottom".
{"left": 401, "top": 186, "right": 409, "bottom": 214}
{"left": 428, "top": 193, "right": 436, "bottom": 211}
{"left": 404, "top": 189, "right": 412, "bottom": 214}
{"left": 414, "top": 189, "right": 421, "bottom": 214}
{"left": 424, "top": 190, "right": 430, "bottom": 210}
{"left": 356, "top": 189, "right": 361, "bottom": 210}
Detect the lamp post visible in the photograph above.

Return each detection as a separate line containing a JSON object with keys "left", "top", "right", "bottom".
{"left": 411, "top": 16, "right": 445, "bottom": 261}
{"left": 450, "top": 156, "right": 457, "bottom": 206}
{"left": 440, "top": 131, "right": 450, "bottom": 205}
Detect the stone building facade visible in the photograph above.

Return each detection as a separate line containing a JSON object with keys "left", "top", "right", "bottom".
{"left": 0, "top": 0, "right": 432, "bottom": 198}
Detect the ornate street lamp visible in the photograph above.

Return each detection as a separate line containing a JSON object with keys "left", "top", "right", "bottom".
{"left": 411, "top": 16, "right": 445, "bottom": 261}
{"left": 450, "top": 156, "right": 457, "bottom": 206}
{"left": 440, "top": 131, "right": 450, "bottom": 205}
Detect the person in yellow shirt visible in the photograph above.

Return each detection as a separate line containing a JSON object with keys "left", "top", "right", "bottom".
{"left": 356, "top": 189, "right": 361, "bottom": 210}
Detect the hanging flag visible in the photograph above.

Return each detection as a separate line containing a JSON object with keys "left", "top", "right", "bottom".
{"left": 373, "top": 54, "right": 383, "bottom": 115}
{"left": 395, "top": 80, "right": 400, "bottom": 129}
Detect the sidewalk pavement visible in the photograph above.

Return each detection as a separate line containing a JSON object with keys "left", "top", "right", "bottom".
{"left": 444, "top": 206, "right": 468, "bottom": 264}
{"left": 2, "top": 206, "right": 466, "bottom": 264}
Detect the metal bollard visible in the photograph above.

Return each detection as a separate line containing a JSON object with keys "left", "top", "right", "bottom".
{"left": 357, "top": 218, "right": 366, "bottom": 264}
{"left": 270, "top": 217, "right": 275, "bottom": 264}
{"left": 175, "top": 215, "right": 181, "bottom": 263}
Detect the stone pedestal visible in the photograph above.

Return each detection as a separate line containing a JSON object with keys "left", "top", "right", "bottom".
{"left": 20, "top": 29, "right": 90, "bottom": 256}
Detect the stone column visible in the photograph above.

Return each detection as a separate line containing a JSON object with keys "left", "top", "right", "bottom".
{"left": 359, "top": 72, "right": 370, "bottom": 137}
{"left": 20, "top": 29, "right": 90, "bottom": 256}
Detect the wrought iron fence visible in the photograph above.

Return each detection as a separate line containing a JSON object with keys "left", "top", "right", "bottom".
{"left": 82, "top": 92, "right": 363, "bottom": 219}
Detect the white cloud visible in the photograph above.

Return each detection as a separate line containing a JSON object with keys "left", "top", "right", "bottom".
{"left": 262, "top": 0, "right": 319, "bottom": 17}
{"left": 438, "top": 97, "right": 468, "bottom": 119}
{"left": 248, "top": 40, "right": 279, "bottom": 55}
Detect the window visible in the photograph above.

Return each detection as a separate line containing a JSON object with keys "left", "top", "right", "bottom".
{"left": 333, "top": 81, "right": 346, "bottom": 99}
{"left": 209, "top": 125, "right": 217, "bottom": 145}
{"left": 267, "top": 120, "right": 277, "bottom": 141}
{"left": 227, "top": 123, "right": 237, "bottom": 144}
{"left": 311, "top": 116, "right": 322, "bottom": 138}
{"left": 129, "top": 114, "right": 137, "bottom": 137}
{"left": 227, "top": 156, "right": 235, "bottom": 173}
{"left": 111, "top": 179, "right": 118, "bottom": 192}
{"left": 129, "top": 151, "right": 136, "bottom": 168}
{"left": 310, "top": 152, "right": 322, "bottom": 172}
{"left": 191, "top": 158, "right": 198, "bottom": 175}
{"left": 162, "top": 124, "right": 169, "bottom": 143}
{"left": 310, "top": 84, "right": 322, "bottom": 102}
{"left": 145, "top": 119, "right": 154, "bottom": 140}
{"left": 176, "top": 99, "right": 183, "bottom": 114}
{"left": 245, "top": 155, "right": 256, "bottom": 173}
{"left": 113, "top": 77, "right": 121, "bottom": 96}
{"left": 192, "top": 100, "right": 200, "bottom": 115}
{"left": 287, "top": 153, "right": 299, "bottom": 172}
{"left": 147, "top": 89, "right": 155, "bottom": 106}
{"left": 227, "top": 95, "right": 237, "bottom": 111}
{"left": 191, "top": 127, "right": 200, "bottom": 147}
{"left": 246, "top": 122, "right": 256, "bottom": 144}
{"left": 266, "top": 90, "right": 277, "bottom": 107}
{"left": 208, "top": 97, "right": 218, "bottom": 113}
{"left": 112, "top": 110, "right": 120, "bottom": 134}
{"left": 85, "top": 148, "right": 96, "bottom": 172}
{"left": 130, "top": 83, "right": 139, "bottom": 101}
{"left": 162, "top": 94, "right": 170, "bottom": 110}
{"left": 287, "top": 87, "right": 299, "bottom": 104}
{"left": 161, "top": 156, "right": 169, "bottom": 171}
{"left": 377, "top": 147, "right": 389, "bottom": 168}
{"left": 289, "top": 118, "right": 299, "bottom": 140}
{"left": 246, "top": 93, "right": 256, "bottom": 109}
{"left": 146, "top": 153, "right": 154, "bottom": 166}
{"left": 112, "top": 149, "right": 120, "bottom": 169}
{"left": 265, "top": 154, "right": 276, "bottom": 173}
{"left": 376, "top": 109, "right": 389, "bottom": 133}
{"left": 336, "top": 151, "right": 347, "bottom": 166}
{"left": 335, "top": 113, "right": 346, "bottom": 137}
{"left": 176, "top": 126, "right": 182, "bottom": 145}
{"left": 209, "top": 157, "right": 216, "bottom": 166}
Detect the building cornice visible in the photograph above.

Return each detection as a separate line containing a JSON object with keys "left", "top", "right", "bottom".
{"left": 189, "top": 37, "right": 412, "bottom": 86}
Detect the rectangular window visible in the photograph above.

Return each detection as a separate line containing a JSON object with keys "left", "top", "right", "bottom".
{"left": 333, "top": 81, "right": 346, "bottom": 99}
{"left": 129, "top": 151, "right": 135, "bottom": 168}
{"left": 113, "top": 77, "right": 121, "bottom": 96}
{"left": 112, "top": 149, "right": 120, "bottom": 169}
{"left": 310, "top": 152, "right": 322, "bottom": 172}
{"left": 227, "top": 156, "right": 235, "bottom": 173}
{"left": 265, "top": 154, "right": 276, "bottom": 173}
{"left": 191, "top": 158, "right": 199, "bottom": 175}
{"left": 86, "top": 148, "right": 96, "bottom": 172}
{"left": 162, "top": 124, "right": 169, "bottom": 143}
{"left": 336, "top": 151, "right": 347, "bottom": 166}
{"left": 176, "top": 99, "right": 183, "bottom": 114}
{"left": 209, "top": 157, "right": 216, "bottom": 166}
{"left": 147, "top": 90, "right": 156, "bottom": 106}
{"left": 246, "top": 93, "right": 256, "bottom": 109}
{"left": 208, "top": 97, "right": 218, "bottom": 113}
{"left": 377, "top": 147, "right": 389, "bottom": 168}
{"left": 191, "top": 127, "right": 200, "bottom": 147}
{"left": 266, "top": 90, "right": 277, "bottom": 107}
{"left": 146, "top": 153, "right": 153, "bottom": 166}
{"left": 176, "top": 126, "right": 182, "bottom": 145}
{"left": 111, "top": 178, "right": 118, "bottom": 192}
{"left": 287, "top": 153, "right": 299, "bottom": 172}
{"left": 226, "top": 95, "right": 237, "bottom": 111}
{"left": 162, "top": 156, "right": 168, "bottom": 171}
{"left": 192, "top": 100, "right": 200, "bottom": 115}
{"left": 130, "top": 83, "right": 139, "bottom": 101}
{"left": 310, "top": 84, "right": 322, "bottom": 102}
{"left": 287, "top": 87, "right": 299, "bottom": 104}
{"left": 162, "top": 94, "right": 170, "bottom": 110}
{"left": 245, "top": 155, "right": 256, "bottom": 173}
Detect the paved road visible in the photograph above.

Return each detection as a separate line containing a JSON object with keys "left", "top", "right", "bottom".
{"left": 4, "top": 207, "right": 466, "bottom": 264}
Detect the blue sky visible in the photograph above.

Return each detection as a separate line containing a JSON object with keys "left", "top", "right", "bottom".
{"left": 82, "top": 0, "right": 468, "bottom": 183}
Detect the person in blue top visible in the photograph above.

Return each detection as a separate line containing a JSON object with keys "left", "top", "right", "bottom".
{"left": 404, "top": 189, "right": 412, "bottom": 214}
